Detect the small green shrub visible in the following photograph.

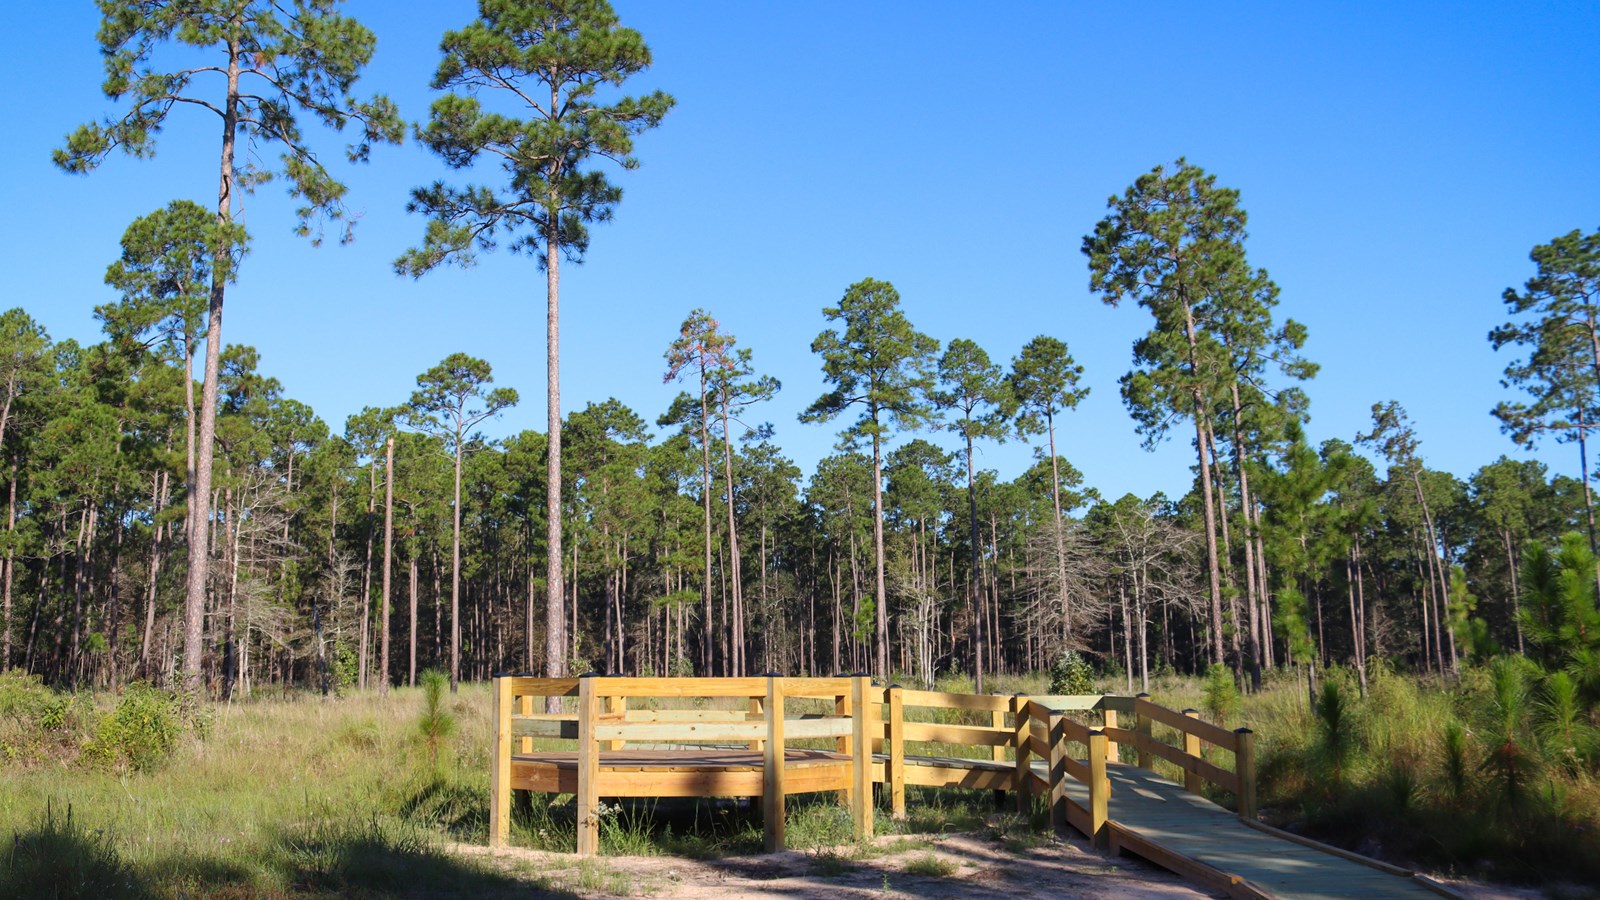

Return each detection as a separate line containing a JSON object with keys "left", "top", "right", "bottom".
{"left": 1201, "top": 663, "right": 1240, "bottom": 724}
{"left": 1048, "top": 650, "right": 1095, "bottom": 695}
{"left": 416, "top": 670, "right": 456, "bottom": 770}
{"left": 82, "top": 682, "right": 202, "bottom": 773}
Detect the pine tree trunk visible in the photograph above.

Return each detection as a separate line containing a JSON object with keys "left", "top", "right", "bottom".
{"left": 544, "top": 207, "right": 566, "bottom": 709}
{"left": 380, "top": 436, "right": 394, "bottom": 693}
{"left": 184, "top": 40, "right": 242, "bottom": 690}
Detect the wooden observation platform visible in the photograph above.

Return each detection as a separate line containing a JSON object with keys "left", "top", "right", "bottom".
{"left": 489, "top": 674, "right": 1462, "bottom": 899}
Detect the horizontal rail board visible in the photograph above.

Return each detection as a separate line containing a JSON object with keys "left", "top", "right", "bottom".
{"left": 779, "top": 678, "right": 855, "bottom": 698}
{"left": 512, "top": 718, "right": 578, "bottom": 740}
{"left": 1102, "top": 726, "right": 1137, "bottom": 744}
{"left": 898, "top": 689, "right": 1013, "bottom": 712}
{"left": 622, "top": 709, "right": 754, "bottom": 723}
{"left": 1025, "top": 733, "right": 1051, "bottom": 760}
{"left": 1131, "top": 733, "right": 1240, "bottom": 794}
{"left": 1029, "top": 694, "right": 1107, "bottom": 711}
{"left": 506, "top": 677, "right": 579, "bottom": 697}
{"left": 901, "top": 721, "right": 1013, "bottom": 746}
{"left": 589, "top": 676, "right": 770, "bottom": 698}
{"left": 785, "top": 717, "right": 853, "bottom": 739}
{"left": 594, "top": 721, "right": 767, "bottom": 742}
{"left": 1135, "top": 699, "right": 1239, "bottom": 752}
{"left": 1058, "top": 754, "right": 1091, "bottom": 785}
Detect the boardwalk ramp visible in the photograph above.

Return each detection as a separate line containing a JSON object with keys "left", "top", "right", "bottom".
{"left": 1057, "top": 761, "right": 1456, "bottom": 899}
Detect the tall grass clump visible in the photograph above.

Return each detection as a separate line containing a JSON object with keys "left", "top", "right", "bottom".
{"left": 0, "top": 803, "right": 146, "bottom": 899}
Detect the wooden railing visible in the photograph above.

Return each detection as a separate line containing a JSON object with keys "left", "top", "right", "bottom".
{"left": 489, "top": 678, "right": 1255, "bottom": 855}
{"left": 490, "top": 674, "right": 870, "bottom": 853}
{"left": 1100, "top": 693, "right": 1257, "bottom": 819}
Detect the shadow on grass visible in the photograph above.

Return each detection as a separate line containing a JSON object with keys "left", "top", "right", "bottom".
{"left": 269, "top": 815, "right": 578, "bottom": 899}
{"left": 1, "top": 803, "right": 150, "bottom": 900}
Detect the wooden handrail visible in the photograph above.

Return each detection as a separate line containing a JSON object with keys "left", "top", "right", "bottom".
{"left": 489, "top": 677, "right": 1241, "bottom": 857}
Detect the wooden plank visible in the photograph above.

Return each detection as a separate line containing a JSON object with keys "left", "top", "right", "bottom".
{"left": 900, "top": 721, "right": 1013, "bottom": 746}
{"left": 1028, "top": 694, "right": 1107, "bottom": 711}
{"left": 851, "top": 676, "right": 874, "bottom": 840}
{"left": 1236, "top": 728, "right": 1257, "bottom": 820}
{"left": 783, "top": 761, "right": 854, "bottom": 794}
{"left": 1135, "top": 697, "right": 1239, "bottom": 752}
{"left": 598, "top": 769, "right": 764, "bottom": 797}
{"left": 1048, "top": 711, "right": 1067, "bottom": 831}
{"left": 888, "top": 687, "right": 906, "bottom": 818}
{"left": 748, "top": 696, "right": 765, "bottom": 752}
{"left": 1100, "top": 694, "right": 1137, "bottom": 713}
{"left": 591, "top": 676, "right": 768, "bottom": 697}
{"left": 507, "top": 676, "right": 580, "bottom": 698}
{"left": 763, "top": 676, "right": 785, "bottom": 851}
{"left": 621, "top": 708, "right": 752, "bottom": 723}
{"left": 1106, "top": 822, "right": 1272, "bottom": 900}
{"left": 1135, "top": 693, "right": 1152, "bottom": 769}
{"left": 902, "top": 764, "right": 1012, "bottom": 791}
{"left": 780, "top": 677, "right": 853, "bottom": 699}
{"left": 1237, "top": 817, "right": 1414, "bottom": 876}
{"left": 519, "top": 693, "right": 534, "bottom": 755}
{"left": 1102, "top": 725, "right": 1137, "bottom": 745}
{"left": 1102, "top": 709, "right": 1119, "bottom": 763}
{"left": 1130, "top": 732, "right": 1240, "bottom": 794}
{"left": 512, "top": 718, "right": 579, "bottom": 740}
{"left": 593, "top": 721, "right": 767, "bottom": 742}
{"left": 835, "top": 690, "right": 852, "bottom": 807}
{"left": 606, "top": 695, "right": 627, "bottom": 750}
{"left": 1012, "top": 694, "right": 1030, "bottom": 815}
{"left": 784, "top": 717, "right": 853, "bottom": 739}
{"left": 898, "top": 688, "right": 1013, "bottom": 712}
{"left": 490, "top": 677, "right": 512, "bottom": 848}
{"left": 1182, "top": 709, "right": 1203, "bottom": 793}
{"left": 1088, "top": 730, "right": 1108, "bottom": 849}
{"left": 576, "top": 676, "right": 600, "bottom": 856}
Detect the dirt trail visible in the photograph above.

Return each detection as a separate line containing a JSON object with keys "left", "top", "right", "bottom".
{"left": 454, "top": 832, "right": 1220, "bottom": 899}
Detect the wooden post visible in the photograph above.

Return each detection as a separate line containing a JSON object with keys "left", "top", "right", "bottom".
{"left": 576, "top": 674, "right": 600, "bottom": 856}
{"left": 990, "top": 693, "right": 1007, "bottom": 808}
{"left": 1012, "top": 694, "right": 1031, "bottom": 815}
{"left": 850, "top": 675, "right": 874, "bottom": 840}
{"left": 518, "top": 692, "right": 533, "bottom": 755}
{"left": 748, "top": 696, "right": 765, "bottom": 752}
{"left": 1134, "top": 693, "right": 1152, "bottom": 769}
{"left": 1181, "top": 709, "right": 1203, "bottom": 794}
{"left": 1236, "top": 727, "right": 1257, "bottom": 820}
{"left": 888, "top": 685, "right": 906, "bottom": 819}
{"left": 1102, "top": 707, "right": 1119, "bottom": 765}
{"left": 606, "top": 694, "right": 627, "bottom": 751}
{"left": 1088, "top": 729, "right": 1109, "bottom": 849}
{"left": 490, "top": 677, "right": 512, "bottom": 848}
{"left": 763, "top": 676, "right": 786, "bottom": 851}
{"left": 1047, "top": 710, "right": 1067, "bottom": 832}
{"left": 835, "top": 686, "right": 853, "bottom": 807}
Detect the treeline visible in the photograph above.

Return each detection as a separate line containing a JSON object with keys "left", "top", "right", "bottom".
{"left": 19, "top": 2, "right": 1600, "bottom": 699}
{"left": 2, "top": 214, "right": 1593, "bottom": 697}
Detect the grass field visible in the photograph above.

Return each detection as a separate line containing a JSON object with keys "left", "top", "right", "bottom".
{"left": 3, "top": 665, "right": 1596, "bottom": 897}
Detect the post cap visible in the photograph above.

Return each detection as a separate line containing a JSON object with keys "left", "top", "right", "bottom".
{"left": 1234, "top": 727, "right": 1254, "bottom": 734}
{"left": 579, "top": 670, "right": 603, "bottom": 678}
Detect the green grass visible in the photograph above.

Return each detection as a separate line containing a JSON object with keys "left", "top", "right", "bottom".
{"left": 903, "top": 853, "right": 958, "bottom": 877}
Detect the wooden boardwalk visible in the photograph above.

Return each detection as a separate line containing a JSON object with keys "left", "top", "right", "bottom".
{"left": 1057, "top": 762, "right": 1453, "bottom": 900}
{"left": 489, "top": 676, "right": 1460, "bottom": 899}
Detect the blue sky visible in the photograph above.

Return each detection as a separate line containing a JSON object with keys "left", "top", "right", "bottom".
{"left": 4, "top": 1, "right": 1598, "bottom": 501}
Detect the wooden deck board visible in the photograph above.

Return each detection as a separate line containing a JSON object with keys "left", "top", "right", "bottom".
{"left": 1088, "top": 763, "right": 1443, "bottom": 900}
